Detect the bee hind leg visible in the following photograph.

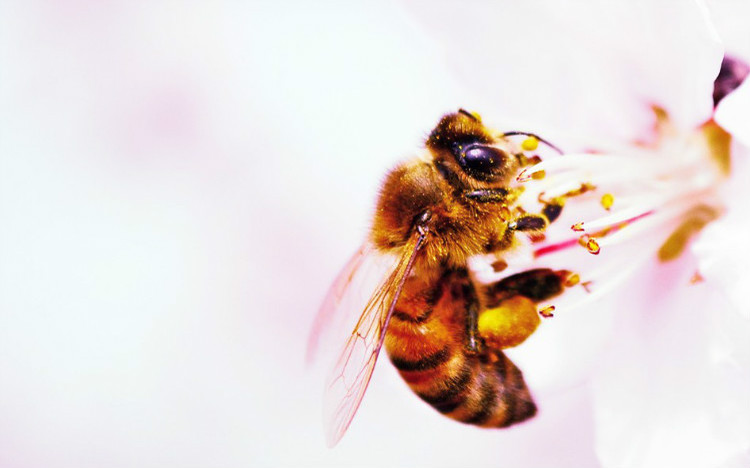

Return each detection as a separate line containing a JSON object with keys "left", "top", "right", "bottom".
{"left": 483, "top": 268, "right": 570, "bottom": 307}
{"left": 475, "top": 268, "right": 573, "bottom": 351}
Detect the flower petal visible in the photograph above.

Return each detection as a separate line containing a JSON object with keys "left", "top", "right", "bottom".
{"left": 591, "top": 262, "right": 750, "bottom": 468}
{"left": 715, "top": 79, "right": 750, "bottom": 146}
{"left": 404, "top": 0, "right": 722, "bottom": 145}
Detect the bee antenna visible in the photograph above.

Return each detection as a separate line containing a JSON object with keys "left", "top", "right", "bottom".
{"left": 501, "top": 131, "right": 564, "bottom": 155}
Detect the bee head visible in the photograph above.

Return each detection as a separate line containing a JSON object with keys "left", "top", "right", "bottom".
{"left": 426, "top": 110, "right": 517, "bottom": 184}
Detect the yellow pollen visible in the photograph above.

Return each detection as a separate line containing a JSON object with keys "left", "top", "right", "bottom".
{"left": 477, "top": 296, "right": 540, "bottom": 349}
{"left": 600, "top": 193, "right": 615, "bottom": 210}
{"left": 571, "top": 222, "right": 584, "bottom": 232}
{"left": 521, "top": 136, "right": 539, "bottom": 151}
{"left": 539, "top": 305, "right": 555, "bottom": 318}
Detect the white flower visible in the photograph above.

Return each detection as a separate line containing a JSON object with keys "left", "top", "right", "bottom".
{"left": 410, "top": 1, "right": 750, "bottom": 467}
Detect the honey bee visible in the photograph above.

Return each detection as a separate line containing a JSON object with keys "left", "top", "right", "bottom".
{"left": 309, "top": 110, "right": 575, "bottom": 446}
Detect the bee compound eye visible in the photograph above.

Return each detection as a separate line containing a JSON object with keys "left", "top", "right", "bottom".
{"left": 458, "top": 144, "right": 508, "bottom": 178}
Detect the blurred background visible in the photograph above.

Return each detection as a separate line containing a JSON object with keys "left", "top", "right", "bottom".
{"left": 1, "top": 1, "right": 747, "bottom": 467}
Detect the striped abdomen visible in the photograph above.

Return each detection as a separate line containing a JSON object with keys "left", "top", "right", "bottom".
{"left": 384, "top": 268, "right": 537, "bottom": 427}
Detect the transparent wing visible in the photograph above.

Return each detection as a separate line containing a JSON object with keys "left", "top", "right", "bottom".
{"left": 306, "top": 244, "right": 374, "bottom": 364}
{"left": 323, "top": 231, "right": 425, "bottom": 447}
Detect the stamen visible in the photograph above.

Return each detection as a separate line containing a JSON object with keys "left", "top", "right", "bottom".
{"left": 585, "top": 237, "right": 601, "bottom": 255}
{"left": 524, "top": 153, "right": 649, "bottom": 174}
{"left": 516, "top": 168, "right": 542, "bottom": 183}
{"left": 539, "top": 305, "right": 555, "bottom": 318}
{"left": 564, "top": 273, "right": 580, "bottom": 287}
{"left": 534, "top": 238, "right": 581, "bottom": 258}
{"left": 531, "top": 170, "right": 546, "bottom": 180}
{"left": 503, "top": 107, "right": 727, "bottom": 319}
{"left": 574, "top": 208, "right": 654, "bottom": 233}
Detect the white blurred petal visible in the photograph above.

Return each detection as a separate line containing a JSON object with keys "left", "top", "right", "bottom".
{"left": 406, "top": 0, "right": 722, "bottom": 145}
{"left": 592, "top": 269, "right": 750, "bottom": 468}
{"left": 693, "top": 145, "right": 750, "bottom": 317}
{"left": 716, "top": 79, "right": 750, "bottom": 146}
{"left": 706, "top": 0, "right": 750, "bottom": 63}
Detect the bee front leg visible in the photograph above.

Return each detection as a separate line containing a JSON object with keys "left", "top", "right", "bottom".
{"left": 536, "top": 182, "right": 596, "bottom": 225}
{"left": 463, "top": 188, "right": 510, "bottom": 203}
{"left": 541, "top": 201, "right": 563, "bottom": 224}
{"left": 508, "top": 214, "right": 547, "bottom": 232}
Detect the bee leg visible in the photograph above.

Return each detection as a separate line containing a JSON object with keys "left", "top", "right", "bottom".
{"left": 464, "top": 188, "right": 510, "bottom": 203}
{"left": 465, "top": 301, "right": 481, "bottom": 354}
{"left": 541, "top": 201, "right": 563, "bottom": 224}
{"left": 458, "top": 268, "right": 484, "bottom": 355}
{"left": 508, "top": 214, "right": 547, "bottom": 232}
{"left": 536, "top": 182, "right": 595, "bottom": 225}
{"left": 483, "top": 268, "right": 570, "bottom": 307}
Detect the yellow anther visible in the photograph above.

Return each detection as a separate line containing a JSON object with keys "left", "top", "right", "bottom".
{"left": 521, "top": 136, "right": 539, "bottom": 151}
{"left": 601, "top": 193, "right": 615, "bottom": 210}
{"left": 539, "top": 305, "right": 555, "bottom": 318}
{"left": 565, "top": 273, "right": 580, "bottom": 287}
{"left": 531, "top": 170, "right": 546, "bottom": 180}
{"left": 586, "top": 237, "right": 601, "bottom": 255}
{"left": 571, "top": 222, "right": 584, "bottom": 232}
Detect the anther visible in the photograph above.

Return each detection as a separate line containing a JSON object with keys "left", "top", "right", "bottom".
{"left": 527, "top": 155, "right": 542, "bottom": 165}
{"left": 564, "top": 273, "right": 580, "bottom": 287}
{"left": 539, "top": 305, "right": 555, "bottom": 318}
{"left": 491, "top": 259, "right": 508, "bottom": 272}
{"left": 689, "top": 271, "right": 705, "bottom": 284}
{"left": 585, "top": 237, "right": 601, "bottom": 255}
{"left": 571, "top": 222, "right": 584, "bottom": 232}
{"left": 601, "top": 193, "right": 614, "bottom": 211}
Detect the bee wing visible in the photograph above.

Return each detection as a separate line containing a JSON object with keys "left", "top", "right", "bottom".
{"left": 323, "top": 231, "right": 426, "bottom": 447}
{"left": 306, "top": 243, "right": 375, "bottom": 364}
